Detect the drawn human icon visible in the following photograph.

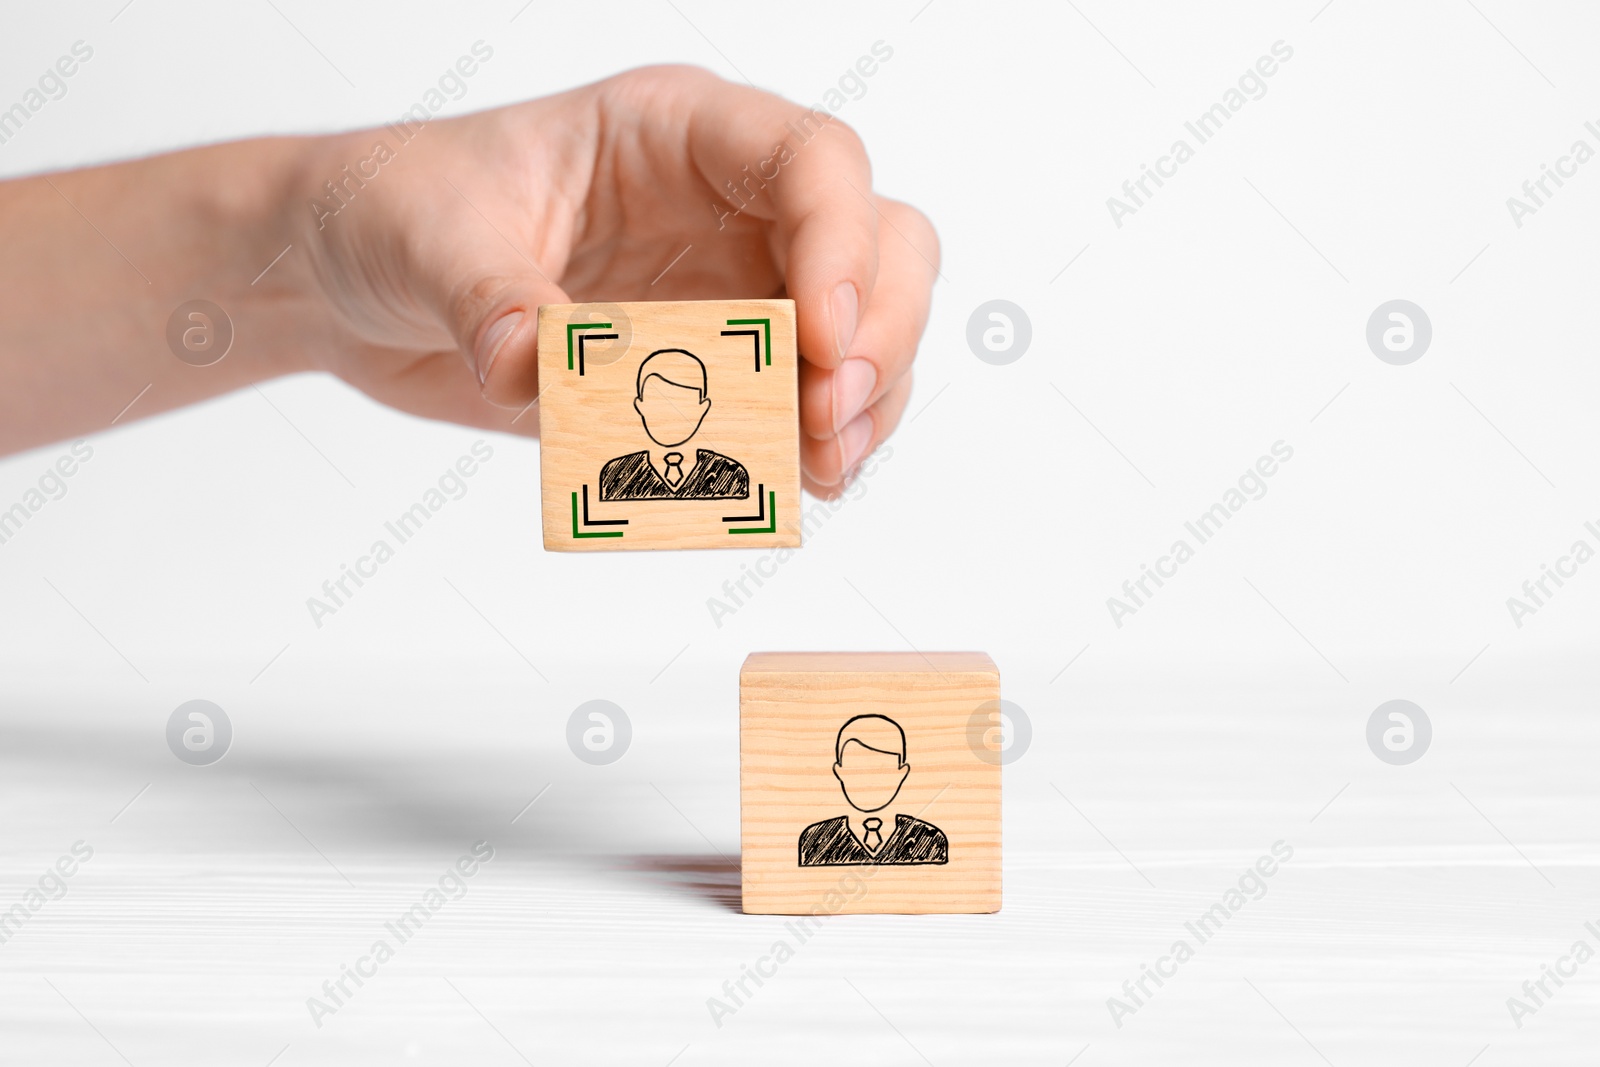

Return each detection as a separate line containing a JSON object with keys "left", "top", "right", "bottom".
{"left": 598, "top": 349, "right": 749, "bottom": 501}
{"left": 797, "top": 714, "right": 948, "bottom": 867}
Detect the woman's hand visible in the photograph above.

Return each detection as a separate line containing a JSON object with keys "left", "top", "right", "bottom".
{"left": 293, "top": 64, "right": 939, "bottom": 497}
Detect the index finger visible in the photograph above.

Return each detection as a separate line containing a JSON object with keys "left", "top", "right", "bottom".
{"left": 675, "top": 69, "right": 880, "bottom": 370}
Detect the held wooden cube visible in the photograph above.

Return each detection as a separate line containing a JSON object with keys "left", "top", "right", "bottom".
{"left": 740, "top": 652, "right": 1003, "bottom": 915}
{"left": 537, "top": 299, "right": 800, "bottom": 551}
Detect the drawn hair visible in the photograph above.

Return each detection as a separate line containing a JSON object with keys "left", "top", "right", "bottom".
{"left": 635, "top": 349, "right": 707, "bottom": 400}
{"left": 835, "top": 714, "right": 906, "bottom": 765}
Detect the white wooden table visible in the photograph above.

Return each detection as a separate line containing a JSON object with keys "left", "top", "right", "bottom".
{"left": 3, "top": 671, "right": 1592, "bottom": 1065}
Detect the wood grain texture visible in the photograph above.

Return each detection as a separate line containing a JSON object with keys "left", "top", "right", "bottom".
{"left": 537, "top": 300, "right": 800, "bottom": 552}
{"left": 5, "top": 680, "right": 1600, "bottom": 1065}
{"left": 740, "top": 652, "right": 1002, "bottom": 914}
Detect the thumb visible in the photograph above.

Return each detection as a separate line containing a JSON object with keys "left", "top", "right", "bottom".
{"left": 428, "top": 234, "right": 569, "bottom": 408}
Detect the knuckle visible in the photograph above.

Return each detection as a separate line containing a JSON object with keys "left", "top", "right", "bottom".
{"left": 617, "top": 63, "right": 720, "bottom": 90}
{"left": 601, "top": 65, "right": 722, "bottom": 111}
{"left": 824, "top": 117, "right": 868, "bottom": 158}
{"left": 882, "top": 199, "right": 940, "bottom": 268}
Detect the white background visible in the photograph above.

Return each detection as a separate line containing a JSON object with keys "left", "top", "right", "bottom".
{"left": 2, "top": 1, "right": 1598, "bottom": 1064}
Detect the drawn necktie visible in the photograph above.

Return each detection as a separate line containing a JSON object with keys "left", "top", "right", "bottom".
{"left": 862, "top": 817, "right": 883, "bottom": 853}
{"left": 663, "top": 451, "right": 685, "bottom": 489}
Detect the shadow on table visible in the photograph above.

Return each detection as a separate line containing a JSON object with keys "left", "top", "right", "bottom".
{"left": 1, "top": 718, "right": 747, "bottom": 905}
{"left": 623, "top": 854, "right": 741, "bottom": 913}
{"left": 0, "top": 719, "right": 592, "bottom": 853}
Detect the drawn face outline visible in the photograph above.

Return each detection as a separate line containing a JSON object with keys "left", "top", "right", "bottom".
{"left": 633, "top": 375, "right": 710, "bottom": 448}
{"left": 832, "top": 740, "right": 910, "bottom": 813}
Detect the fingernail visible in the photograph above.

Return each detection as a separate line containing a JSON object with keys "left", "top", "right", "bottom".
{"left": 833, "top": 358, "right": 877, "bottom": 433}
{"left": 830, "top": 282, "right": 858, "bottom": 361}
{"left": 838, "top": 411, "right": 874, "bottom": 473}
{"left": 476, "top": 311, "right": 523, "bottom": 385}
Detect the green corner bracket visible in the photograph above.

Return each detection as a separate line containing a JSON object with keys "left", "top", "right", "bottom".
{"left": 728, "top": 491, "right": 777, "bottom": 535}
{"left": 566, "top": 322, "right": 614, "bottom": 370}
{"left": 571, "top": 492, "right": 624, "bottom": 538}
{"left": 725, "top": 317, "right": 771, "bottom": 366}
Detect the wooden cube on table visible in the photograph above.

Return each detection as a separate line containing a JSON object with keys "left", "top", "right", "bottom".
{"left": 739, "top": 652, "right": 1003, "bottom": 915}
{"left": 537, "top": 299, "right": 800, "bottom": 551}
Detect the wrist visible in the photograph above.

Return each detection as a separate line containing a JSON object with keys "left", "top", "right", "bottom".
{"left": 132, "top": 135, "right": 339, "bottom": 383}
{"left": 216, "top": 135, "right": 344, "bottom": 379}
{"left": 275, "top": 128, "right": 426, "bottom": 377}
